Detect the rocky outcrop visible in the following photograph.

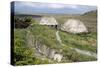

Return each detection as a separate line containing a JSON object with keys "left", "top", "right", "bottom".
{"left": 26, "top": 30, "right": 63, "bottom": 62}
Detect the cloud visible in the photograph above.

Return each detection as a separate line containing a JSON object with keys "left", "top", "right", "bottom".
{"left": 67, "top": 5, "right": 79, "bottom": 9}
{"left": 15, "top": 1, "right": 79, "bottom": 9}
{"left": 15, "top": 2, "right": 36, "bottom": 7}
{"left": 47, "top": 4, "right": 79, "bottom": 9}
{"left": 47, "top": 4, "right": 66, "bottom": 9}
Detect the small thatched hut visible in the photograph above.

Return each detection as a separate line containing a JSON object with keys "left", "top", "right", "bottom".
{"left": 61, "top": 19, "right": 88, "bottom": 34}
{"left": 39, "top": 17, "right": 58, "bottom": 29}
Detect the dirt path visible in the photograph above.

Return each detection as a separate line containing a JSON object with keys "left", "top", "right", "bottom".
{"left": 56, "top": 31, "right": 64, "bottom": 46}
{"left": 70, "top": 47, "right": 97, "bottom": 58}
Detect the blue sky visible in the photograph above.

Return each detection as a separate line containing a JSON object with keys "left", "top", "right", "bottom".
{"left": 14, "top": 1, "right": 97, "bottom": 14}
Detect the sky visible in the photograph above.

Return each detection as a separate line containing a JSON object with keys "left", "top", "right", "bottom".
{"left": 13, "top": 1, "right": 97, "bottom": 15}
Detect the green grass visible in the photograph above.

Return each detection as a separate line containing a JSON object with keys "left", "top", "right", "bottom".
{"left": 29, "top": 25, "right": 61, "bottom": 49}
{"left": 61, "top": 46, "right": 97, "bottom": 62}
{"left": 14, "top": 29, "right": 53, "bottom": 65}
{"left": 59, "top": 31, "right": 97, "bottom": 53}
{"left": 14, "top": 29, "right": 33, "bottom": 65}
{"left": 14, "top": 25, "right": 97, "bottom": 65}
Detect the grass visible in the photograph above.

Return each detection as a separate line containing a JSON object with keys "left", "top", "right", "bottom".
{"left": 14, "top": 25, "right": 97, "bottom": 65}
{"left": 14, "top": 28, "right": 53, "bottom": 65}
{"left": 62, "top": 46, "right": 97, "bottom": 62}
{"left": 28, "top": 25, "right": 61, "bottom": 49}
{"left": 59, "top": 31, "right": 97, "bottom": 53}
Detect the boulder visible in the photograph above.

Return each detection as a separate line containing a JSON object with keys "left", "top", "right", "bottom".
{"left": 53, "top": 53, "right": 63, "bottom": 62}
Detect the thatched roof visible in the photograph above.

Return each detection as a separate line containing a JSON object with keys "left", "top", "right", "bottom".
{"left": 39, "top": 17, "right": 58, "bottom": 25}
{"left": 61, "top": 19, "right": 88, "bottom": 33}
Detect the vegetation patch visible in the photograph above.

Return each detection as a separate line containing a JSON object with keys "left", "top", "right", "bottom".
{"left": 29, "top": 25, "right": 61, "bottom": 49}
{"left": 59, "top": 31, "right": 97, "bottom": 52}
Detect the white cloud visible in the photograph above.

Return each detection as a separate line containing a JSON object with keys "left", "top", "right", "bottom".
{"left": 16, "top": 2, "right": 79, "bottom": 9}
{"left": 47, "top": 4, "right": 79, "bottom": 9}
{"left": 48, "top": 4, "right": 66, "bottom": 9}
{"left": 70, "top": 5, "right": 78, "bottom": 9}
{"left": 20, "top": 2, "right": 37, "bottom": 7}
{"left": 66, "top": 5, "right": 79, "bottom": 9}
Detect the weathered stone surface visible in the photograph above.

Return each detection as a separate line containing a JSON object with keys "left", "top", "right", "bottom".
{"left": 27, "top": 31, "right": 63, "bottom": 62}
{"left": 53, "top": 53, "right": 63, "bottom": 62}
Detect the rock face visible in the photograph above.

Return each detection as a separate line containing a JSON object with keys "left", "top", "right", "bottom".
{"left": 34, "top": 41, "right": 63, "bottom": 62}
{"left": 26, "top": 31, "right": 63, "bottom": 62}
{"left": 61, "top": 19, "right": 88, "bottom": 34}
{"left": 39, "top": 17, "right": 58, "bottom": 25}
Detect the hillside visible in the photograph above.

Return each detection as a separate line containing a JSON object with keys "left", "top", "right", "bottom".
{"left": 80, "top": 10, "right": 97, "bottom": 32}
{"left": 82, "top": 10, "right": 97, "bottom": 18}
{"left": 14, "top": 24, "right": 97, "bottom": 65}
{"left": 13, "top": 10, "right": 97, "bottom": 65}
